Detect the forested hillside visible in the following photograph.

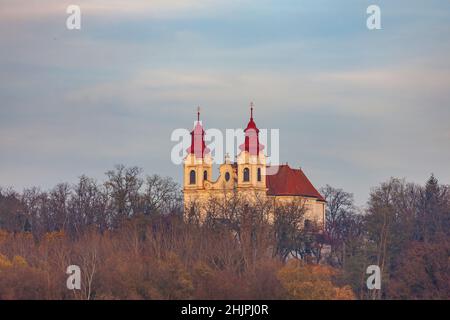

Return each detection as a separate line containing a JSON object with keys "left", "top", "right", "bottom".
{"left": 0, "top": 165, "right": 448, "bottom": 299}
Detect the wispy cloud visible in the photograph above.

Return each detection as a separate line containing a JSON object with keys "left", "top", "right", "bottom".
{"left": 0, "top": 0, "right": 243, "bottom": 20}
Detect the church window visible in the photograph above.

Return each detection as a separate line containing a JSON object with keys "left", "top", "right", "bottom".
{"left": 203, "top": 170, "right": 208, "bottom": 181}
{"left": 225, "top": 172, "right": 230, "bottom": 182}
{"left": 243, "top": 168, "right": 250, "bottom": 182}
{"left": 189, "top": 170, "right": 196, "bottom": 184}
{"left": 257, "top": 168, "right": 262, "bottom": 182}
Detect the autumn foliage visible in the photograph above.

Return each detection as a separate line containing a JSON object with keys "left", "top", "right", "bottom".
{"left": 0, "top": 216, "right": 349, "bottom": 300}
{"left": 1, "top": 166, "right": 449, "bottom": 300}
{"left": 277, "top": 260, "right": 355, "bottom": 300}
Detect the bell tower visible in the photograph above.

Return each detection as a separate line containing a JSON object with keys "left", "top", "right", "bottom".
{"left": 237, "top": 103, "right": 267, "bottom": 195}
{"left": 183, "top": 108, "right": 212, "bottom": 209}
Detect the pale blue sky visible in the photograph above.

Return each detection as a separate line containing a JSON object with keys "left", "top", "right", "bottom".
{"left": 1, "top": 0, "right": 449, "bottom": 205}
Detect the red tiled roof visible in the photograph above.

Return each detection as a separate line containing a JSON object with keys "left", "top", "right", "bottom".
{"left": 266, "top": 165, "right": 325, "bottom": 201}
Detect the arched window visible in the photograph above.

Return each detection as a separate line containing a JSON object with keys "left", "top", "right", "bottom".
{"left": 243, "top": 167, "right": 250, "bottom": 182}
{"left": 203, "top": 170, "right": 208, "bottom": 181}
{"left": 189, "top": 170, "right": 196, "bottom": 185}
{"left": 225, "top": 172, "right": 230, "bottom": 182}
{"left": 257, "top": 168, "right": 262, "bottom": 182}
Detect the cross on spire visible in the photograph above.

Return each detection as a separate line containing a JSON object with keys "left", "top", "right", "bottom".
{"left": 240, "top": 101, "right": 263, "bottom": 155}
{"left": 188, "top": 105, "right": 210, "bottom": 158}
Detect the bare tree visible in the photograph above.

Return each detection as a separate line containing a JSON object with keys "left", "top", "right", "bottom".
{"left": 143, "top": 175, "right": 181, "bottom": 215}
{"left": 105, "top": 165, "right": 143, "bottom": 226}
{"left": 320, "top": 185, "right": 360, "bottom": 267}
{"left": 272, "top": 199, "right": 308, "bottom": 261}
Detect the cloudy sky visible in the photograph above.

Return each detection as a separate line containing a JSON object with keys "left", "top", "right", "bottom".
{"left": 1, "top": 0, "right": 449, "bottom": 205}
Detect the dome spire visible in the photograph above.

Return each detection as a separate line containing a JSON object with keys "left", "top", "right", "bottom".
{"left": 239, "top": 102, "right": 264, "bottom": 155}
{"left": 187, "top": 107, "right": 210, "bottom": 158}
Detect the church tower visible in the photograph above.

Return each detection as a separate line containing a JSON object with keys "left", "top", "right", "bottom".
{"left": 236, "top": 103, "right": 267, "bottom": 197}
{"left": 183, "top": 109, "right": 213, "bottom": 209}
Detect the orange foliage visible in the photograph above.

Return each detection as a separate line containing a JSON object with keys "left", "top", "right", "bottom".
{"left": 277, "top": 259, "right": 355, "bottom": 300}
{"left": 0, "top": 219, "right": 355, "bottom": 300}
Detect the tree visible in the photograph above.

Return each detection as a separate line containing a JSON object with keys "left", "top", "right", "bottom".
{"left": 142, "top": 175, "right": 182, "bottom": 216}
{"left": 416, "top": 174, "right": 450, "bottom": 242}
{"left": 387, "top": 240, "right": 450, "bottom": 299}
{"left": 68, "top": 175, "right": 109, "bottom": 236}
{"left": 273, "top": 199, "right": 323, "bottom": 262}
{"left": 48, "top": 183, "right": 71, "bottom": 232}
{"left": 0, "top": 188, "right": 25, "bottom": 232}
{"left": 364, "top": 176, "right": 450, "bottom": 300}
{"left": 277, "top": 259, "right": 355, "bottom": 300}
{"left": 320, "top": 185, "right": 360, "bottom": 267}
{"left": 105, "top": 165, "right": 143, "bottom": 226}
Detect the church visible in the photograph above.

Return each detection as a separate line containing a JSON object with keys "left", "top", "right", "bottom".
{"left": 183, "top": 106, "right": 326, "bottom": 228}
